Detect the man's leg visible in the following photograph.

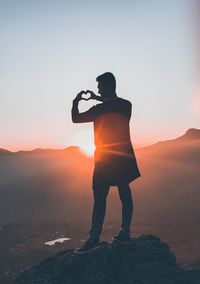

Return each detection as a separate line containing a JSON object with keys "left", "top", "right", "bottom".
{"left": 117, "top": 183, "right": 133, "bottom": 235}
{"left": 88, "top": 180, "right": 110, "bottom": 241}
{"left": 74, "top": 179, "right": 110, "bottom": 253}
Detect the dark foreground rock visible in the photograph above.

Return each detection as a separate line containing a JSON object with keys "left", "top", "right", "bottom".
{"left": 14, "top": 235, "right": 200, "bottom": 284}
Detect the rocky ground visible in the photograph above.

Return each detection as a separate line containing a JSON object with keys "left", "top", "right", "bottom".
{"left": 14, "top": 235, "right": 200, "bottom": 284}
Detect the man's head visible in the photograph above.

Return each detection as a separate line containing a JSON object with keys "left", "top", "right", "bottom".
{"left": 96, "top": 72, "right": 116, "bottom": 100}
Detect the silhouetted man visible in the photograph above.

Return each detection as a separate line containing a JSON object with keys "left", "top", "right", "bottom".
{"left": 71, "top": 72, "right": 141, "bottom": 253}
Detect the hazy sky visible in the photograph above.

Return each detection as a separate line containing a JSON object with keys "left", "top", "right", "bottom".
{"left": 0, "top": 0, "right": 199, "bottom": 151}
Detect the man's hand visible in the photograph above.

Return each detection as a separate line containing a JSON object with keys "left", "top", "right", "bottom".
{"left": 86, "top": 90, "right": 103, "bottom": 101}
{"left": 74, "top": 90, "right": 102, "bottom": 103}
{"left": 73, "top": 90, "right": 85, "bottom": 103}
{"left": 85, "top": 90, "right": 96, "bottom": 100}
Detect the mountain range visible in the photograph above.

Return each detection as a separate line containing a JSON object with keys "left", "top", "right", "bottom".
{"left": 0, "top": 128, "right": 200, "bottom": 226}
{"left": 0, "top": 128, "right": 200, "bottom": 283}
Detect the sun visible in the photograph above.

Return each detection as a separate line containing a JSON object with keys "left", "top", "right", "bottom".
{"left": 73, "top": 129, "right": 95, "bottom": 156}
{"left": 80, "top": 141, "right": 95, "bottom": 156}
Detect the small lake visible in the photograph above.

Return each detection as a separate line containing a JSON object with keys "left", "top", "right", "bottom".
{"left": 45, "top": 237, "right": 71, "bottom": 246}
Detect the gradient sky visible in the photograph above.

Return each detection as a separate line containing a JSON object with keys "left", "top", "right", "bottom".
{"left": 0, "top": 0, "right": 199, "bottom": 151}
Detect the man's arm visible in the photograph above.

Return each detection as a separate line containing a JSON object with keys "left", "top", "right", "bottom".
{"left": 71, "top": 99, "right": 99, "bottom": 123}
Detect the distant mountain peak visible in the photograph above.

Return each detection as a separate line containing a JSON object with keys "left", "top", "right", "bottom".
{"left": 0, "top": 148, "right": 12, "bottom": 155}
{"left": 178, "top": 128, "right": 200, "bottom": 141}
{"left": 185, "top": 128, "right": 200, "bottom": 138}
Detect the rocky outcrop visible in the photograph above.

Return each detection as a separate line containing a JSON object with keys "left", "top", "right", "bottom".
{"left": 14, "top": 235, "right": 200, "bottom": 284}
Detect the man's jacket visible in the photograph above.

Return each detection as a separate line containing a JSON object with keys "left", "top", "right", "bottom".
{"left": 72, "top": 97, "right": 141, "bottom": 186}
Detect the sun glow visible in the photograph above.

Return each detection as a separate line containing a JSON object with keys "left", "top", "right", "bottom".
{"left": 80, "top": 141, "right": 95, "bottom": 156}
{"left": 74, "top": 129, "right": 95, "bottom": 156}
{"left": 73, "top": 129, "right": 95, "bottom": 156}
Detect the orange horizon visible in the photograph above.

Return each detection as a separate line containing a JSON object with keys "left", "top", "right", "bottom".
{"left": 2, "top": 129, "right": 193, "bottom": 153}
{"left": 1, "top": 141, "right": 152, "bottom": 153}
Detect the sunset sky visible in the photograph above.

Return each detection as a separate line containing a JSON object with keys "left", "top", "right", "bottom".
{"left": 1, "top": 0, "right": 199, "bottom": 152}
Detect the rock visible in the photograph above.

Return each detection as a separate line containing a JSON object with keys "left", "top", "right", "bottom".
{"left": 14, "top": 235, "right": 200, "bottom": 284}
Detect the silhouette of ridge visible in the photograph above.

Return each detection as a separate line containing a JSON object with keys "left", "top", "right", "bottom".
{"left": 0, "top": 148, "right": 10, "bottom": 152}
{"left": 14, "top": 235, "right": 200, "bottom": 284}
{"left": 137, "top": 128, "right": 200, "bottom": 152}
{"left": 0, "top": 146, "right": 82, "bottom": 156}
{"left": 1, "top": 128, "right": 199, "bottom": 155}
{"left": 158, "top": 128, "right": 200, "bottom": 144}
{"left": 175, "top": 128, "right": 200, "bottom": 141}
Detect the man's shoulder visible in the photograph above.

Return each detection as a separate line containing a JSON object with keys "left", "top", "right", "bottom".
{"left": 117, "top": 97, "right": 132, "bottom": 107}
{"left": 117, "top": 97, "right": 131, "bottom": 103}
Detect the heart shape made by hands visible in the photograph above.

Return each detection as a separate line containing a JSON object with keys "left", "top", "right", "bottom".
{"left": 81, "top": 91, "right": 91, "bottom": 101}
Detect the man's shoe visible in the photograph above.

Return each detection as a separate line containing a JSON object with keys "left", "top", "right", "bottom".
{"left": 112, "top": 231, "right": 132, "bottom": 244}
{"left": 74, "top": 238, "right": 100, "bottom": 254}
